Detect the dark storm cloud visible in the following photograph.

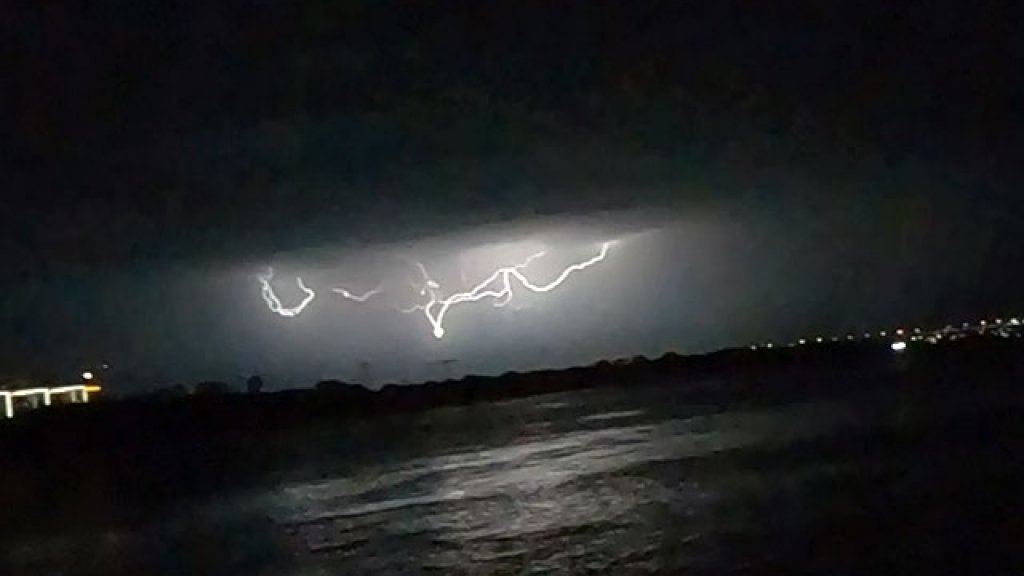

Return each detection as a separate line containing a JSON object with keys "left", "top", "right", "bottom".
{"left": 3, "top": 1, "right": 1023, "bottom": 386}
{"left": 6, "top": 0, "right": 1020, "bottom": 273}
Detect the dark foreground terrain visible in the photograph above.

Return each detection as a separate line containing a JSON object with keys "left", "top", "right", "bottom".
{"left": 1, "top": 340, "right": 1022, "bottom": 574}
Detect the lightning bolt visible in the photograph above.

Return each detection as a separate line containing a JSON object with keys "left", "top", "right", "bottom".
{"left": 405, "top": 241, "right": 613, "bottom": 339}
{"left": 258, "top": 268, "right": 316, "bottom": 317}
{"left": 258, "top": 241, "right": 615, "bottom": 335}
{"left": 330, "top": 285, "right": 383, "bottom": 302}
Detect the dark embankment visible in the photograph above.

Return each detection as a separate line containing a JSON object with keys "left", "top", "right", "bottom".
{"left": 0, "top": 338, "right": 1020, "bottom": 540}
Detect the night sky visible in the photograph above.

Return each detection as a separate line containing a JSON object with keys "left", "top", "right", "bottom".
{"left": 3, "top": 2, "right": 1023, "bottom": 391}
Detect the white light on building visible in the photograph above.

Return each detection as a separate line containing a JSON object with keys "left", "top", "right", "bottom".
{"left": 891, "top": 341, "right": 907, "bottom": 352}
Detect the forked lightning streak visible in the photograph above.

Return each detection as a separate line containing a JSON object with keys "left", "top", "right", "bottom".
{"left": 405, "top": 242, "right": 613, "bottom": 338}
{"left": 258, "top": 268, "right": 316, "bottom": 317}
{"left": 257, "top": 241, "right": 614, "bottom": 339}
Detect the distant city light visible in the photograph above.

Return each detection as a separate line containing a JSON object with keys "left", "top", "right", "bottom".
{"left": 798, "top": 339, "right": 807, "bottom": 345}
{"left": 891, "top": 341, "right": 907, "bottom": 352}
{"left": 81, "top": 371, "right": 94, "bottom": 381}
{"left": 2, "top": 384, "right": 101, "bottom": 418}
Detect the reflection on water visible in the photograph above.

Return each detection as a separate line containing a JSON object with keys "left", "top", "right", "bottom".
{"left": 263, "top": 399, "right": 861, "bottom": 573}
{"left": 3, "top": 382, "right": 1019, "bottom": 575}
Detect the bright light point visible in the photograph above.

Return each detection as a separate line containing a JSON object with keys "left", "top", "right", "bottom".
{"left": 798, "top": 339, "right": 807, "bottom": 345}
{"left": 895, "top": 328, "right": 904, "bottom": 336}
{"left": 891, "top": 341, "right": 907, "bottom": 352}
{"left": 879, "top": 331, "right": 887, "bottom": 337}
{"left": 1011, "top": 318, "right": 1020, "bottom": 326}
{"left": 980, "top": 320, "right": 987, "bottom": 326}
{"left": 81, "top": 371, "right": 94, "bottom": 381}
{"left": 815, "top": 336, "right": 823, "bottom": 343}
{"left": 433, "top": 326, "right": 445, "bottom": 339}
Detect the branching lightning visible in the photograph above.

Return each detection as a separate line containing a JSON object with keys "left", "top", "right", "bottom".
{"left": 258, "top": 268, "right": 316, "bottom": 317}
{"left": 257, "top": 241, "right": 615, "bottom": 337}
{"left": 330, "top": 285, "right": 383, "bottom": 302}
{"left": 404, "top": 241, "right": 614, "bottom": 339}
